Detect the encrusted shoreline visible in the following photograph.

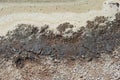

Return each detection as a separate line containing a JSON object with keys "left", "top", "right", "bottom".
{"left": 0, "top": 13, "right": 120, "bottom": 69}
{"left": 0, "top": 11, "right": 120, "bottom": 80}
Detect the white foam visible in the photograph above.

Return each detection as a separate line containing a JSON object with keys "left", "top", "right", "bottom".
{"left": 0, "top": 0, "right": 120, "bottom": 36}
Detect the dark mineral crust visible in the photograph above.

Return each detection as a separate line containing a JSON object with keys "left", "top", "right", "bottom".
{"left": 0, "top": 13, "right": 120, "bottom": 68}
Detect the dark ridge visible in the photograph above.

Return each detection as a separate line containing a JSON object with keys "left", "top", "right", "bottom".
{"left": 0, "top": 13, "right": 120, "bottom": 68}
{"left": 57, "top": 22, "right": 74, "bottom": 33}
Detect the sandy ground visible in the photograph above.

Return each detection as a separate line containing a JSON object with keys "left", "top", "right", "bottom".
{"left": 1, "top": 0, "right": 120, "bottom": 36}
{"left": 0, "top": 0, "right": 105, "bottom": 15}
{"left": 0, "top": 0, "right": 107, "bottom": 36}
{"left": 0, "top": 52, "right": 120, "bottom": 80}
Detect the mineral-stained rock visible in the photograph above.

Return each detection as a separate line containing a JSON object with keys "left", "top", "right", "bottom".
{"left": 0, "top": 13, "right": 120, "bottom": 69}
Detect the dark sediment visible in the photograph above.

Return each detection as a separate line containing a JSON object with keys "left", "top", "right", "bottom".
{"left": 0, "top": 13, "right": 120, "bottom": 68}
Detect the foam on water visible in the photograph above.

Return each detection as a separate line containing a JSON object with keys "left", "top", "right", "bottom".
{"left": 0, "top": 0, "right": 120, "bottom": 36}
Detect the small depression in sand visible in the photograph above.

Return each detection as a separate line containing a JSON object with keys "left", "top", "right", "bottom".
{"left": 0, "top": 0, "right": 119, "bottom": 36}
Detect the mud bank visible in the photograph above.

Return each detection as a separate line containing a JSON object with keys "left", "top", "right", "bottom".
{"left": 0, "top": 11, "right": 120, "bottom": 64}
{"left": 0, "top": 12, "right": 120, "bottom": 80}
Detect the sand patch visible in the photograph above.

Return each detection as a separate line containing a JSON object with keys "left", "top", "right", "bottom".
{"left": 0, "top": 0, "right": 119, "bottom": 36}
